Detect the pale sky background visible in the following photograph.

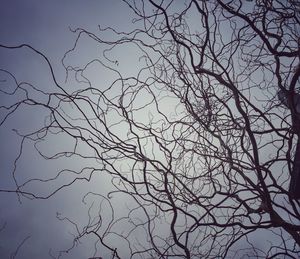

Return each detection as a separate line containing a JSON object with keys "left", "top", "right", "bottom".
{"left": 0, "top": 1, "right": 139, "bottom": 258}
{"left": 0, "top": 1, "right": 299, "bottom": 258}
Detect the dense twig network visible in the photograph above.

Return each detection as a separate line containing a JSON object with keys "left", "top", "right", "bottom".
{"left": 0, "top": 0, "right": 300, "bottom": 258}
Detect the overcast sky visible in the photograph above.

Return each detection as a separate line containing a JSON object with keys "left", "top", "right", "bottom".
{"left": 0, "top": 1, "right": 138, "bottom": 258}
{"left": 1, "top": 1, "right": 299, "bottom": 258}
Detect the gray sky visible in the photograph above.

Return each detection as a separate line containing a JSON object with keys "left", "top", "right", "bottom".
{"left": 0, "top": 1, "right": 136, "bottom": 258}
{"left": 0, "top": 1, "right": 299, "bottom": 258}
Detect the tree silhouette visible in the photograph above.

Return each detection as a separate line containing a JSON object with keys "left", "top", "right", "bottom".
{"left": 1, "top": 0, "right": 300, "bottom": 258}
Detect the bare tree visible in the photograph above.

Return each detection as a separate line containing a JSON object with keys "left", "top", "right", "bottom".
{"left": 0, "top": 0, "right": 300, "bottom": 258}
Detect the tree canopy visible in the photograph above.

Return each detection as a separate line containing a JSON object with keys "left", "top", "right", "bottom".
{"left": 0, "top": 0, "right": 300, "bottom": 258}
